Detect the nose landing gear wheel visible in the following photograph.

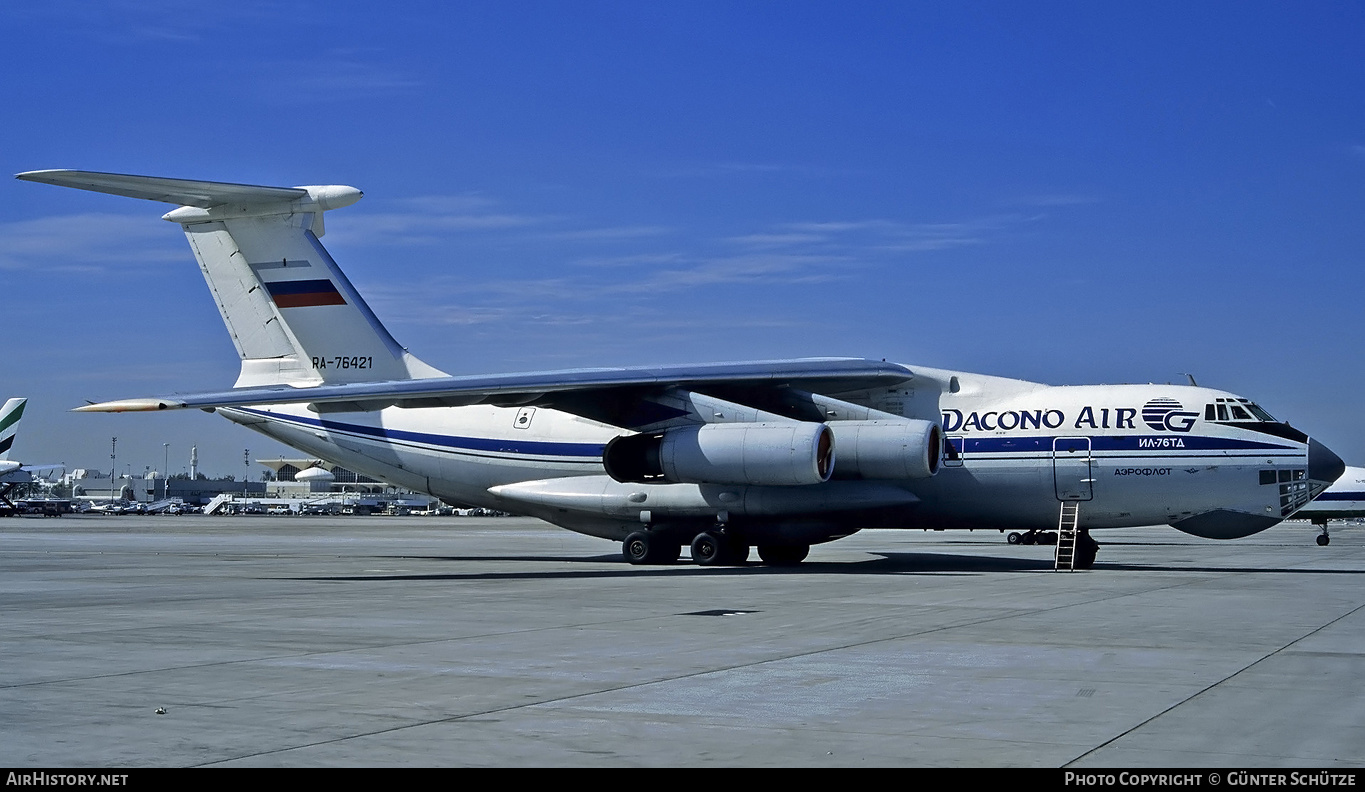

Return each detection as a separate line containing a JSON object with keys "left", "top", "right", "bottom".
{"left": 1317, "top": 533, "right": 1330, "bottom": 546}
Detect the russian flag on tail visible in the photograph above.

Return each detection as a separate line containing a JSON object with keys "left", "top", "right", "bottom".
{"left": 264, "top": 279, "right": 347, "bottom": 308}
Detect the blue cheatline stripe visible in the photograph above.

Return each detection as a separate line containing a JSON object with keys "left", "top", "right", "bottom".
{"left": 1314, "top": 492, "right": 1365, "bottom": 501}
{"left": 952, "top": 435, "right": 1295, "bottom": 454}
{"left": 948, "top": 455, "right": 1298, "bottom": 465}
{"left": 239, "top": 408, "right": 607, "bottom": 458}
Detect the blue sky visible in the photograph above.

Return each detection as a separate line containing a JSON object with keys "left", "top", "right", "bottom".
{"left": 2, "top": 2, "right": 1363, "bottom": 476}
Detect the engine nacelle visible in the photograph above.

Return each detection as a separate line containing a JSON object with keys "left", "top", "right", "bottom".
{"left": 827, "top": 419, "right": 941, "bottom": 480}
{"left": 604, "top": 422, "right": 835, "bottom": 486}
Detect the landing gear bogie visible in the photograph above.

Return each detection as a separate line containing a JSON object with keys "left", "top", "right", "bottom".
{"left": 630, "top": 525, "right": 813, "bottom": 567}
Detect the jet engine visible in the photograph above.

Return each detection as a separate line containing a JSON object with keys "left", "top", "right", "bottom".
{"left": 603, "top": 422, "right": 834, "bottom": 486}
{"left": 827, "top": 419, "right": 942, "bottom": 479}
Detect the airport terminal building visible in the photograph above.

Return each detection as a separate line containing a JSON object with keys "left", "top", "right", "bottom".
{"left": 64, "top": 459, "right": 387, "bottom": 507}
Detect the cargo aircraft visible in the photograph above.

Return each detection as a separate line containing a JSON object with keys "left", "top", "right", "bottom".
{"left": 16, "top": 170, "right": 1346, "bottom": 568}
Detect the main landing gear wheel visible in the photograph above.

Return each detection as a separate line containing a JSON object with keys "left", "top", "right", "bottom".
{"left": 1075, "top": 530, "right": 1099, "bottom": 570}
{"left": 757, "top": 544, "right": 810, "bottom": 566}
{"left": 623, "top": 531, "right": 681, "bottom": 565}
{"left": 1317, "top": 533, "right": 1331, "bottom": 547}
{"left": 690, "top": 532, "right": 724, "bottom": 566}
{"left": 1007, "top": 532, "right": 1023, "bottom": 545}
{"left": 690, "top": 531, "right": 748, "bottom": 566}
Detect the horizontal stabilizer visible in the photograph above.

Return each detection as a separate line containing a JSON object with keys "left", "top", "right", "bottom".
{"left": 17, "top": 169, "right": 431, "bottom": 389}
{"left": 16, "top": 170, "right": 310, "bottom": 209}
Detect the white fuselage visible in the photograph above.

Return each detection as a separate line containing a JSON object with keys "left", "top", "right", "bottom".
{"left": 221, "top": 365, "right": 1317, "bottom": 543}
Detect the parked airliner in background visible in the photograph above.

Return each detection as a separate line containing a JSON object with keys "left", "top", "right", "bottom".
{"left": 1296, "top": 466, "right": 1365, "bottom": 545}
{"left": 16, "top": 170, "right": 1347, "bottom": 568}
{"left": 0, "top": 398, "right": 63, "bottom": 513}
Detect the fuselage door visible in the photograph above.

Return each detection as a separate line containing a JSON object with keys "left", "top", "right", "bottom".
{"left": 1053, "top": 436, "right": 1093, "bottom": 501}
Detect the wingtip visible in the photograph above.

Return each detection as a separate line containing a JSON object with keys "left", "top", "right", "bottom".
{"left": 15, "top": 169, "right": 67, "bottom": 181}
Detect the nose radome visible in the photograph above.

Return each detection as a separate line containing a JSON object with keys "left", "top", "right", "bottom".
{"left": 1309, "top": 437, "right": 1346, "bottom": 485}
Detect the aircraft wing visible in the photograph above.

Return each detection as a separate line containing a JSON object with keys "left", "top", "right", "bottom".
{"left": 73, "top": 357, "right": 915, "bottom": 425}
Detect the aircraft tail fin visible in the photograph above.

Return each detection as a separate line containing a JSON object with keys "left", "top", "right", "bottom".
{"left": 0, "top": 398, "right": 26, "bottom": 460}
{"left": 16, "top": 170, "right": 447, "bottom": 388}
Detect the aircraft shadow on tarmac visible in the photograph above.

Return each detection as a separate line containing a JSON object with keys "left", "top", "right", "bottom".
{"left": 282, "top": 544, "right": 1365, "bottom": 581}
{"left": 286, "top": 551, "right": 1063, "bottom": 582}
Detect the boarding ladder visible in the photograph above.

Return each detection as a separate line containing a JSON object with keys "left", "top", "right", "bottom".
{"left": 1055, "top": 501, "right": 1080, "bottom": 571}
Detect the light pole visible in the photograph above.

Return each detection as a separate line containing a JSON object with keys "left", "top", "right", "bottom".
{"left": 110, "top": 437, "right": 117, "bottom": 502}
{"left": 162, "top": 443, "right": 170, "bottom": 500}
{"left": 243, "top": 449, "right": 250, "bottom": 499}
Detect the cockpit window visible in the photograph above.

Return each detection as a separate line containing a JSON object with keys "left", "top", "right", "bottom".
{"left": 1205, "top": 397, "right": 1277, "bottom": 423}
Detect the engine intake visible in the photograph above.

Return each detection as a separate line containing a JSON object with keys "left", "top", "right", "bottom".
{"left": 604, "top": 422, "right": 835, "bottom": 486}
